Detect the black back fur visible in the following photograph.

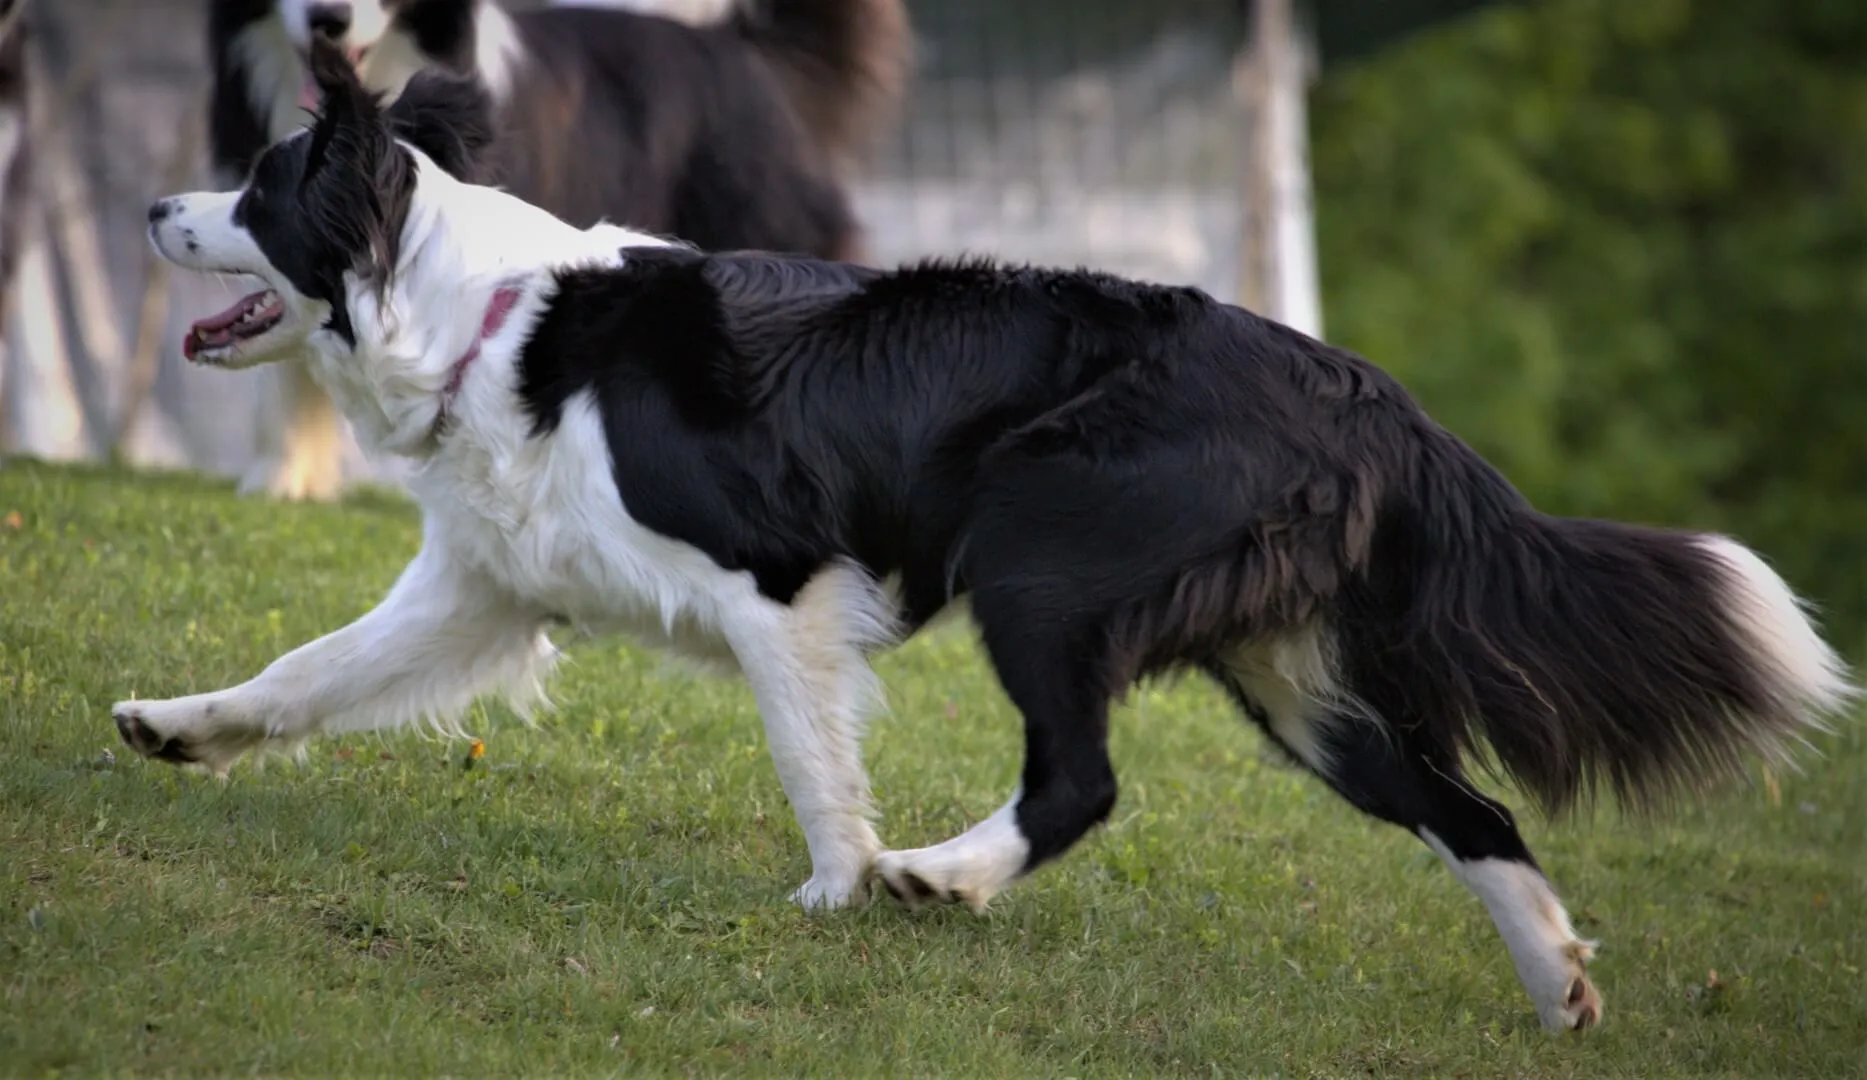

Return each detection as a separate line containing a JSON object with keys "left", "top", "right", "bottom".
{"left": 485, "top": 6, "right": 856, "bottom": 256}
{"left": 514, "top": 246, "right": 1840, "bottom": 819}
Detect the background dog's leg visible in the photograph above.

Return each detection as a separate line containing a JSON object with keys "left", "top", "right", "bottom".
{"left": 111, "top": 544, "right": 553, "bottom": 773}
{"left": 726, "top": 565, "right": 892, "bottom": 911}
{"left": 875, "top": 590, "right": 1118, "bottom": 913}
{"left": 241, "top": 359, "right": 346, "bottom": 501}
{"left": 1210, "top": 659, "right": 1603, "bottom": 1033}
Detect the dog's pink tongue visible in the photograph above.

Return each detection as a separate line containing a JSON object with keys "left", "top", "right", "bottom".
{"left": 299, "top": 71, "right": 320, "bottom": 111}
{"left": 183, "top": 290, "right": 269, "bottom": 362}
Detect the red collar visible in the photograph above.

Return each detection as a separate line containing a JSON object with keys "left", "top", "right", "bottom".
{"left": 435, "top": 286, "right": 523, "bottom": 437}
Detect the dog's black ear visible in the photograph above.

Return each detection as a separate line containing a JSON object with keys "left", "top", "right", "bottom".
{"left": 386, "top": 69, "right": 498, "bottom": 182}
{"left": 300, "top": 36, "right": 415, "bottom": 297}
{"left": 307, "top": 34, "right": 377, "bottom": 123}
{"left": 303, "top": 36, "right": 386, "bottom": 187}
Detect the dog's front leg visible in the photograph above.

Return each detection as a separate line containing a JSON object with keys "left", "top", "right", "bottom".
{"left": 112, "top": 542, "right": 555, "bottom": 774}
{"left": 722, "top": 565, "right": 895, "bottom": 910}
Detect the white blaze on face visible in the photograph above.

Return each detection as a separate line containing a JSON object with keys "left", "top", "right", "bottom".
{"left": 277, "top": 0, "right": 396, "bottom": 51}
{"left": 270, "top": 0, "right": 402, "bottom": 128}
{"left": 347, "top": 0, "right": 397, "bottom": 48}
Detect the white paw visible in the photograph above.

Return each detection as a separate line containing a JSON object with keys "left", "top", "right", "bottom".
{"left": 873, "top": 847, "right": 995, "bottom": 914}
{"left": 875, "top": 800, "right": 1030, "bottom": 914}
{"left": 1420, "top": 838, "right": 1606, "bottom": 1034}
{"left": 111, "top": 694, "right": 272, "bottom": 775}
{"left": 788, "top": 825, "right": 881, "bottom": 911}
{"left": 239, "top": 455, "right": 344, "bottom": 502}
{"left": 1531, "top": 940, "right": 1604, "bottom": 1032}
{"left": 790, "top": 872, "right": 872, "bottom": 911}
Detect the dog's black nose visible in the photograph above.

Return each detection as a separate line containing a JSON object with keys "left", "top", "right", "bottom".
{"left": 306, "top": 2, "right": 354, "bottom": 39}
{"left": 147, "top": 199, "right": 174, "bottom": 224}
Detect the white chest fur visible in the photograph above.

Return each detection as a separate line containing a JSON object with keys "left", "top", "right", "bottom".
{"left": 418, "top": 388, "right": 744, "bottom": 669}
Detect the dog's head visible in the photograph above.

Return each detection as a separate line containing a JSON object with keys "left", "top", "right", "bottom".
{"left": 149, "top": 36, "right": 494, "bottom": 369}
{"left": 279, "top": 0, "right": 480, "bottom": 97}
{"left": 278, "top": 0, "right": 393, "bottom": 61}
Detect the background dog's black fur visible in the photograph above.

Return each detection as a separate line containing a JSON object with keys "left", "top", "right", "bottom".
{"left": 208, "top": 0, "right": 909, "bottom": 261}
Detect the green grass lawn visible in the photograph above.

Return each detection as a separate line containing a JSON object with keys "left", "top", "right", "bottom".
{"left": 2, "top": 459, "right": 1863, "bottom": 1078}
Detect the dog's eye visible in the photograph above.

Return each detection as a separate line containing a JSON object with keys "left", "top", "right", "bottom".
{"left": 232, "top": 187, "right": 261, "bottom": 227}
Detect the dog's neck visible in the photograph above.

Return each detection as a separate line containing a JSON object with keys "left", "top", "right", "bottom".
{"left": 312, "top": 160, "right": 674, "bottom": 461}
{"left": 433, "top": 285, "right": 525, "bottom": 440}
{"left": 308, "top": 280, "right": 529, "bottom": 461}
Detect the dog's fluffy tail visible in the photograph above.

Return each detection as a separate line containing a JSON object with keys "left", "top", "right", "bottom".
{"left": 1353, "top": 435, "right": 1856, "bottom": 815}
{"left": 732, "top": 0, "right": 913, "bottom": 169}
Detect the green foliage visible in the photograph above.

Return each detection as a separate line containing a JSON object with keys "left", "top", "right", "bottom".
{"left": 1311, "top": 0, "right": 1867, "bottom": 649}
{"left": 4, "top": 465, "right": 1865, "bottom": 1077}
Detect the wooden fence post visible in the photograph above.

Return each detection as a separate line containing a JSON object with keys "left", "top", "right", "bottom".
{"left": 1237, "top": 0, "right": 1323, "bottom": 340}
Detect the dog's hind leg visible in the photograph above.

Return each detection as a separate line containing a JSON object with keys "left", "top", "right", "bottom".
{"left": 874, "top": 584, "right": 1119, "bottom": 913}
{"left": 1209, "top": 658, "right": 1602, "bottom": 1032}
{"left": 241, "top": 360, "right": 347, "bottom": 501}
{"left": 111, "top": 539, "right": 554, "bottom": 774}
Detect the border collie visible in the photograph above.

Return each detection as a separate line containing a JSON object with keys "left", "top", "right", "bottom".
{"left": 122, "top": 46, "right": 1854, "bottom": 1033}
{"left": 206, "top": 0, "right": 909, "bottom": 500}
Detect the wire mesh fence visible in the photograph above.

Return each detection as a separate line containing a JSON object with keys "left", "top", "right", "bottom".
{"left": 862, "top": 0, "right": 1248, "bottom": 296}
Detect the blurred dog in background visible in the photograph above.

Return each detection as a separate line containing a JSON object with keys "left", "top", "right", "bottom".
{"left": 0, "top": 0, "right": 30, "bottom": 335}
{"left": 205, "top": 0, "right": 911, "bottom": 499}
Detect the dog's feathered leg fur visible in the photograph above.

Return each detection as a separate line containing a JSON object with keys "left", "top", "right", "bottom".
{"left": 722, "top": 562, "right": 898, "bottom": 909}
{"left": 111, "top": 529, "right": 556, "bottom": 773}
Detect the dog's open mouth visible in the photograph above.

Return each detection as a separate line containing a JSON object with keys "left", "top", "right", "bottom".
{"left": 185, "top": 289, "right": 284, "bottom": 362}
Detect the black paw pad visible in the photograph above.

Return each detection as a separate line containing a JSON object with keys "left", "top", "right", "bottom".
{"left": 1564, "top": 978, "right": 1601, "bottom": 1031}
{"left": 882, "top": 871, "right": 950, "bottom": 908}
{"left": 113, "top": 710, "right": 196, "bottom": 764}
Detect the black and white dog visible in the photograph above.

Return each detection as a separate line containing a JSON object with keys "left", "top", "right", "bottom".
{"left": 123, "top": 46, "right": 1853, "bottom": 1032}
{"left": 207, "top": 0, "right": 909, "bottom": 499}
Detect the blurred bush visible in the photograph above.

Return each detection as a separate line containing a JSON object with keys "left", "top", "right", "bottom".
{"left": 1311, "top": 0, "right": 1867, "bottom": 650}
